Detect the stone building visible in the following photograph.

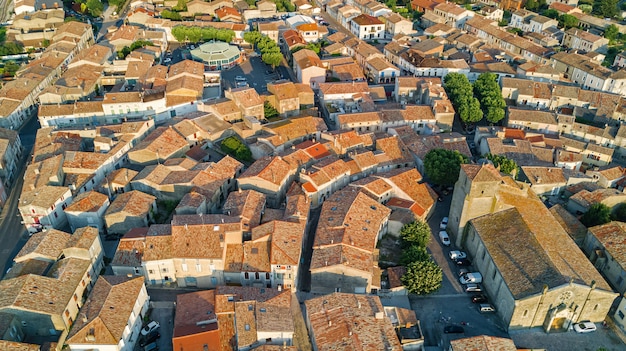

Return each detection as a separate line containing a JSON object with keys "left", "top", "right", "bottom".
{"left": 448, "top": 164, "right": 617, "bottom": 331}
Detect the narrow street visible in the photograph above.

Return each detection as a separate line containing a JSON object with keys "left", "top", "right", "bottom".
{"left": 0, "top": 116, "right": 40, "bottom": 278}
{"left": 297, "top": 206, "right": 321, "bottom": 293}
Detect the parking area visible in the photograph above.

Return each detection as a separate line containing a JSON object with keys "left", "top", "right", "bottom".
{"left": 221, "top": 55, "right": 283, "bottom": 94}
{"left": 134, "top": 301, "right": 175, "bottom": 351}
{"left": 406, "top": 190, "right": 509, "bottom": 348}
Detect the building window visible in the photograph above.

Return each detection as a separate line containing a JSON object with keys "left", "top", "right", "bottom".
{"left": 182, "top": 264, "right": 188, "bottom": 272}
{"left": 619, "top": 311, "right": 625, "bottom": 320}
{"left": 162, "top": 268, "right": 168, "bottom": 273}
{"left": 196, "top": 264, "right": 202, "bottom": 272}
{"left": 148, "top": 270, "right": 154, "bottom": 274}
{"left": 594, "top": 304, "right": 599, "bottom": 311}
{"left": 244, "top": 272, "right": 249, "bottom": 279}
{"left": 245, "top": 324, "right": 250, "bottom": 331}
{"left": 523, "top": 310, "right": 528, "bottom": 317}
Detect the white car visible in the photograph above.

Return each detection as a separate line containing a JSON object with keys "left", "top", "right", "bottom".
{"left": 449, "top": 250, "right": 467, "bottom": 260}
{"left": 141, "top": 321, "right": 160, "bottom": 336}
{"left": 440, "top": 217, "right": 449, "bottom": 230}
{"left": 439, "top": 231, "right": 450, "bottom": 246}
{"left": 163, "top": 57, "right": 171, "bottom": 63}
{"left": 573, "top": 322, "right": 597, "bottom": 333}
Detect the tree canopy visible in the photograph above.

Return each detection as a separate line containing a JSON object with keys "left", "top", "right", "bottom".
{"left": 424, "top": 148, "right": 470, "bottom": 186}
{"left": 221, "top": 136, "right": 252, "bottom": 162}
{"left": 401, "top": 260, "right": 443, "bottom": 295}
{"left": 264, "top": 101, "right": 279, "bottom": 119}
{"left": 85, "top": 0, "right": 103, "bottom": 17}
{"left": 612, "top": 203, "right": 626, "bottom": 222}
{"left": 444, "top": 73, "right": 483, "bottom": 124}
{"left": 595, "top": 0, "right": 618, "bottom": 18}
{"left": 604, "top": 24, "right": 619, "bottom": 43}
{"left": 161, "top": 10, "right": 182, "bottom": 21}
{"left": 400, "top": 220, "right": 431, "bottom": 248}
{"left": 484, "top": 153, "right": 518, "bottom": 176}
{"left": 400, "top": 245, "right": 430, "bottom": 266}
{"left": 473, "top": 72, "right": 506, "bottom": 124}
{"left": 580, "top": 203, "right": 612, "bottom": 227}
{"left": 171, "top": 26, "right": 235, "bottom": 43}
{"left": 559, "top": 14, "right": 579, "bottom": 29}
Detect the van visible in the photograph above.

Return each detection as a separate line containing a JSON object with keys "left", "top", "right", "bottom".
{"left": 459, "top": 272, "right": 483, "bottom": 284}
{"left": 438, "top": 231, "right": 450, "bottom": 246}
{"left": 144, "top": 342, "right": 158, "bottom": 351}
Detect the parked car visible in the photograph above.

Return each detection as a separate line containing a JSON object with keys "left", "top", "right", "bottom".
{"left": 163, "top": 57, "right": 171, "bottom": 63}
{"left": 144, "top": 342, "right": 158, "bottom": 351}
{"left": 449, "top": 250, "right": 467, "bottom": 260}
{"left": 140, "top": 331, "right": 161, "bottom": 347}
{"left": 464, "top": 284, "right": 482, "bottom": 293}
{"left": 440, "top": 217, "right": 449, "bottom": 230}
{"left": 458, "top": 268, "right": 469, "bottom": 277}
{"left": 459, "top": 272, "right": 483, "bottom": 285}
{"left": 235, "top": 76, "right": 246, "bottom": 81}
{"left": 439, "top": 231, "right": 450, "bottom": 246}
{"left": 141, "top": 321, "right": 160, "bottom": 336}
{"left": 471, "top": 294, "right": 488, "bottom": 303}
{"left": 456, "top": 258, "right": 472, "bottom": 266}
{"left": 479, "top": 304, "right": 496, "bottom": 313}
{"left": 573, "top": 322, "right": 597, "bottom": 333}
{"left": 443, "top": 325, "right": 464, "bottom": 334}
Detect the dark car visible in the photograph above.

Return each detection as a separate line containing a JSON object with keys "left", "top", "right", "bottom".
{"left": 139, "top": 331, "right": 161, "bottom": 347}
{"left": 456, "top": 258, "right": 472, "bottom": 266}
{"left": 443, "top": 325, "right": 465, "bottom": 334}
{"left": 471, "top": 294, "right": 488, "bottom": 303}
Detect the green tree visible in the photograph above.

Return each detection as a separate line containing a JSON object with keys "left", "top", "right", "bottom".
{"left": 596, "top": 0, "right": 618, "bottom": 18}
{"left": 604, "top": 24, "right": 619, "bottom": 44}
{"left": 612, "top": 203, "right": 626, "bottom": 222}
{"left": 221, "top": 136, "right": 252, "bottom": 162}
{"left": 243, "top": 30, "right": 262, "bottom": 45}
{"left": 400, "top": 245, "right": 430, "bottom": 266}
{"left": 2, "top": 61, "right": 20, "bottom": 77}
{"left": 559, "top": 14, "right": 579, "bottom": 29}
{"left": 473, "top": 72, "right": 505, "bottom": 124}
{"left": 401, "top": 259, "right": 443, "bottom": 295}
{"left": 161, "top": 10, "right": 182, "bottom": 21}
{"left": 85, "top": 0, "right": 103, "bottom": 17}
{"left": 424, "top": 149, "right": 470, "bottom": 186}
{"left": 262, "top": 52, "right": 282, "bottom": 68}
{"left": 580, "top": 203, "right": 612, "bottom": 227}
{"left": 173, "top": 0, "right": 187, "bottom": 11}
{"left": 484, "top": 153, "right": 518, "bottom": 176}
{"left": 443, "top": 73, "right": 483, "bottom": 124}
{"left": 525, "top": 0, "right": 539, "bottom": 10}
{"left": 129, "top": 40, "right": 154, "bottom": 51}
{"left": 117, "top": 46, "right": 131, "bottom": 59}
{"left": 541, "top": 8, "right": 559, "bottom": 18}
{"left": 400, "top": 221, "right": 431, "bottom": 248}
{"left": 264, "top": 101, "right": 279, "bottom": 119}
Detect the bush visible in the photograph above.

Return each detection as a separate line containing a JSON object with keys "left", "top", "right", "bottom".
{"left": 221, "top": 136, "right": 252, "bottom": 162}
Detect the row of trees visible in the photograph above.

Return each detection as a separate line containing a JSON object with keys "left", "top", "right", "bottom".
{"left": 443, "top": 72, "right": 506, "bottom": 125}
{"left": 171, "top": 26, "right": 235, "bottom": 43}
{"left": 243, "top": 31, "right": 282, "bottom": 68}
{"left": 399, "top": 221, "right": 443, "bottom": 295}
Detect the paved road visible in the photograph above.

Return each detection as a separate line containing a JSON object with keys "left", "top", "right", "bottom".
{"left": 0, "top": 116, "right": 40, "bottom": 278}
{"left": 320, "top": 11, "right": 353, "bottom": 39}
